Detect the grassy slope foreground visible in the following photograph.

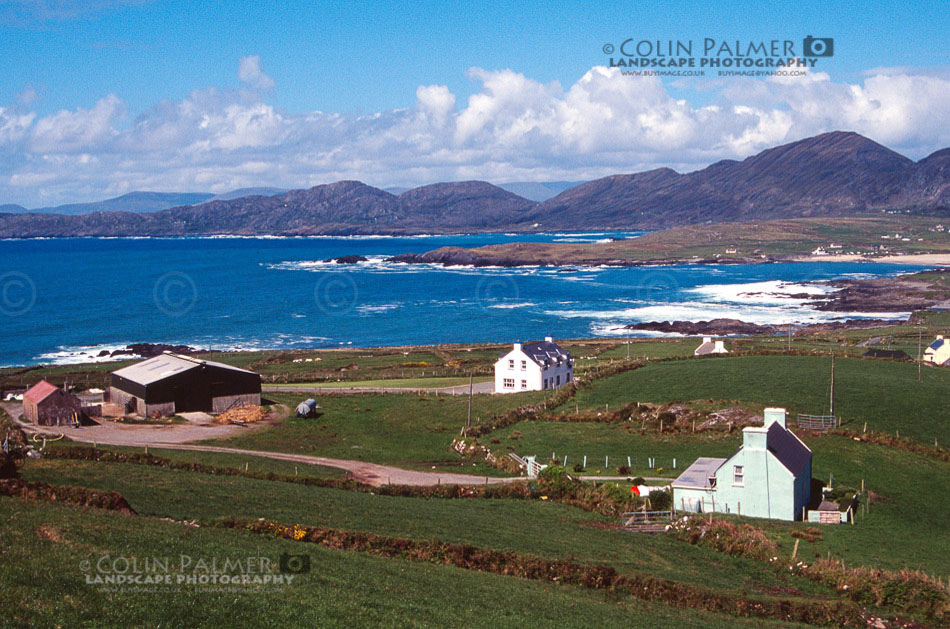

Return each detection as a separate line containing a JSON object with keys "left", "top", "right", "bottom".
{"left": 3, "top": 500, "right": 781, "bottom": 628}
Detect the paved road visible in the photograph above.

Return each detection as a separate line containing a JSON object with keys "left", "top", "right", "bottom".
{"left": 264, "top": 381, "right": 495, "bottom": 395}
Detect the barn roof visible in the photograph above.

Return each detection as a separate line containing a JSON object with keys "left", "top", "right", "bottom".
{"left": 766, "top": 421, "right": 812, "bottom": 477}
{"left": 23, "top": 380, "right": 59, "bottom": 404}
{"left": 112, "top": 352, "right": 257, "bottom": 386}
{"left": 671, "top": 457, "right": 727, "bottom": 490}
{"left": 862, "top": 348, "right": 910, "bottom": 360}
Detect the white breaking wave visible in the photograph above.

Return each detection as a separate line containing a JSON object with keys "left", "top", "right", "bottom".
{"left": 356, "top": 303, "right": 401, "bottom": 313}
{"left": 487, "top": 302, "right": 537, "bottom": 309}
{"left": 545, "top": 300, "right": 908, "bottom": 328}
{"left": 686, "top": 280, "right": 832, "bottom": 305}
{"left": 28, "top": 334, "right": 335, "bottom": 367}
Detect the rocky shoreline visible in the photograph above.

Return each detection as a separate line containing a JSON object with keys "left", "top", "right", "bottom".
{"left": 622, "top": 317, "right": 904, "bottom": 336}
{"left": 95, "top": 343, "right": 200, "bottom": 359}
{"left": 387, "top": 248, "right": 766, "bottom": 268}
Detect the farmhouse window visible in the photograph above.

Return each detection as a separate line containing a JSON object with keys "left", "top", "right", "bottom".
{"left": 520, "top": 380, "right": 527, "bottom": 389}
{"left": 733, "top": 465, "right": 744, "bottom": 486}
{"left": 520, "top": 360, "right": 526, "bottom": 370}
{"left": 503, "top": 378, "right": 515, "bottom": 389}
{"left": 508, "top": 359, "right": 514, "bottom": 369}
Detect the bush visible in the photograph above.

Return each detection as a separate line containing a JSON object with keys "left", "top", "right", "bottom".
{"left": 617, "top": 465, "right": 631, "bottom": 475}
{"left": 538, "top": 464, "right": 568, "bottom": 483}
{"left": 632, "top": 476, "right": 646, "bottom": 485}
{"left": 573, "top": 462, "right": 586, "bottom": 473}
{"left": 647, "top": 488, "right": 672, "bottom": 511}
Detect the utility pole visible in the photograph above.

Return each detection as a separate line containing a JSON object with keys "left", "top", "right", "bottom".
{"left": 918, "top": 326, "right": 923, "bottom": 382}
{"left": 829, "top": 352, "right": 835, "bottom": 416}
{"left": 465, "top": 373, "right": 473, "bottom": 435}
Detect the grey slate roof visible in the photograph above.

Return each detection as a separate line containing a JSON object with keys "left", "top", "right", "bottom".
{"left": 112, "top": 352, "right": 256, "bottom": 386}
{"left": 766, "top": 422, "right": 812, "bottom": 477}
{"left": 521, "top": 340, "right": 571, "bottom": 367}
{"left": 499, "top": 340, "right": 571, "bottom": 367}
{"left": 672, "top": 457, "right": 727, "bottom": 489}
{"left": 929, "top": 338, "right": 945, "bottom": 351}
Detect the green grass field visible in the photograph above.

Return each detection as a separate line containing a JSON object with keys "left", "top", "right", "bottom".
{"left": 5, "top": 333, "right": 950, "bottom": 625}
{"left": 15, "top": 457, "right": 845, "bottom": 603}
{"left": 563, "top": 355, "right": 950, "bottom": 445}
{"left": 270, "top": 376, "right": 492, "bottom": 389}
{"left": 2, "top": 499, "right": 792, "bottom": 628}
{"left": 207, "top": 391, "right": 546, "bottom": 474}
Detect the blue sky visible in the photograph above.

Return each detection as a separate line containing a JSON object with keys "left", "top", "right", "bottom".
{"left": 0, "top": 0, "right": 947, "bottom": 205}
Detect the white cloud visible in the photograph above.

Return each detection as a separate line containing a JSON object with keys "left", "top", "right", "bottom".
{"left": 1, "top": 62, "right": 948, "bottom": 206}
{"left": 238, "top": 55, "right": 275, "bottom": 92}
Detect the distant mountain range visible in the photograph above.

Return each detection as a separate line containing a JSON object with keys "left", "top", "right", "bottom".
{"left": 0, "top": 132, "right": 946, "bottom": 237}
{"left": 5, "top": 188, "right": 289, "bottom": 216}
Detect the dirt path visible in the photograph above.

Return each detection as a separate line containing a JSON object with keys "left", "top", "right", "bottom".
{"left": 15, "top": 416, "right": 517, "bottom": 487}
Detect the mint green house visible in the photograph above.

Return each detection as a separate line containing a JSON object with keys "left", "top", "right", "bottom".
{"left": 672, "top": 408, "right": 812, "bottom": 521}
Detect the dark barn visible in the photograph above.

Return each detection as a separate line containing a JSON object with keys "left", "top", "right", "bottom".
{"left": 862, "top": 348, "right": 911, "bottom": 361}
{"left": 23, "top": 380, "right": 87, "bottom": 426}
{"left": 109, "top": 352, "right": 261, "bottom": 417}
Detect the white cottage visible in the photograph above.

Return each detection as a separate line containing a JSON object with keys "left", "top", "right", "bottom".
{"left": 494, "top": 337, "right": 573, "bottom": 394}
{"left": 923, "top": 336, "right": 950, "bottom": 366}
{"left": 694, "top": 337, "right": 728, "bottom": 356}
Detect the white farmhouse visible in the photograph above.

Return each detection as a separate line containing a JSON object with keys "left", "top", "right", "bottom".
{"left": 923, "top": 335, "right": 950, "bottom": 366}
{"left": 494, "top": 337, "right": 574, "bottom": 394}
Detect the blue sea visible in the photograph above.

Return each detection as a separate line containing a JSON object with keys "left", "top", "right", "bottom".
{"left": 0, "top": 233, "right": 924, "bottom": 367}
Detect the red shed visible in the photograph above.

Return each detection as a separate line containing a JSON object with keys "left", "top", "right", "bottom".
{"left": 22, "top": 380, "right": 85, "bottom": 426}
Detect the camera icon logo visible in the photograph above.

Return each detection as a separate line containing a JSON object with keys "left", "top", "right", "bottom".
{"left": 279, "top": 553, "right": 311, "bottom": 574}
{"left": 803, "top": 36, "right": 834, "bottom": 57}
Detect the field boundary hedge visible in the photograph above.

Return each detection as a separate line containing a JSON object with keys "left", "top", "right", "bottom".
{"left": 217, "top": 517, "right": 881, "bottom": 627}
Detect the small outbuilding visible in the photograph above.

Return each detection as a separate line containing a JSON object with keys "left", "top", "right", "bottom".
{"left": 109, "top": 352, "right": 261, "bottom": 417}
{"left": 22, "top": 380, "right": 88, "bottom": 426}
{"left": 694, "top": 337, "right": 728, "bottom": 356}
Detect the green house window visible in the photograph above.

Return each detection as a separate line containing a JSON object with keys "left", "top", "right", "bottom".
{"left": 733, "top": 465, "right": 744, "bottom": 486}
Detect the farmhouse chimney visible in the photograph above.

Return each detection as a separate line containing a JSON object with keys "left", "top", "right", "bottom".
{"left": 544, "top": 336, "right": 553, "bottom": 343}
{"left": 714, "top": 340, "right": 726, "bottom": 352}
{"left": 513, "top": 342, "right": 522, "bottom": 352}
{"left": 702, "top": 337, "right": 711, "bottom": 344}
{"left": 764, "top": 407, "right": 786, "bottom": 429}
